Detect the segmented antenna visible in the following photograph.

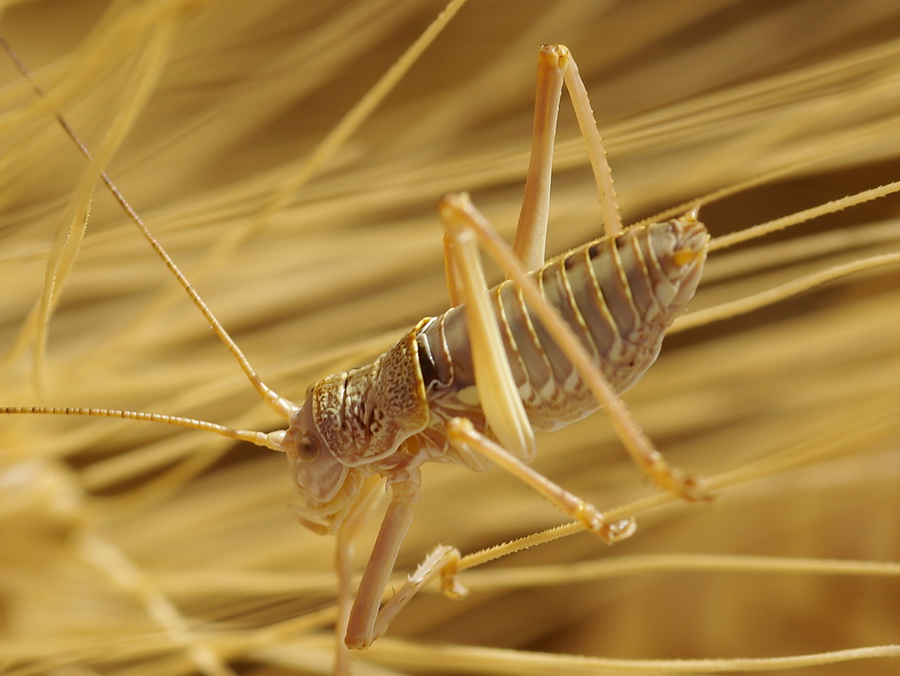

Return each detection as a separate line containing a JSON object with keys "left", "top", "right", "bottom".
{"left": 0, "top": 37, "right": 296, "bottom": 451}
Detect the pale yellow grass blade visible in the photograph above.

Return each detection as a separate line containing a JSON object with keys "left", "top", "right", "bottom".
{"left": 0, "top": 2, "right": 898, "bottom": 675}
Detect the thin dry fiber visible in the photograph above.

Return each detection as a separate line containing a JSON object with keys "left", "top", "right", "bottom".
{"left": 0, "top": 1, "right": 898, "bottom": 675}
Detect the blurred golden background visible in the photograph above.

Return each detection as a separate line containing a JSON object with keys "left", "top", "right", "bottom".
{"left": 0, "top": 1, "right": 898, "bottom": 674}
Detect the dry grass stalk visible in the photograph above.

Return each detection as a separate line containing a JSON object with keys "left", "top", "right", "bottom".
{"left": 0, "top": 1, "right": 898, "bottom": 675}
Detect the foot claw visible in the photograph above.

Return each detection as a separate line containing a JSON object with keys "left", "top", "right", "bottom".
{"left": 576, "top": 503, "right": 637, "bottom": 544}
{"left": 677, "top": 475, "right": 714, "bottom": 503}
{"left": 437, "top": 547, "right": 468, "bottom": 599}
{"left": 601, "top": 516, "right": 637, "bottom": 543}
{"left": 646, "top": 456, "right": 713, "bottom": 503}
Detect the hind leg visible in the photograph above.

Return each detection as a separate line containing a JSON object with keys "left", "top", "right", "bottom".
{"left": 440, "top": 192, "right": 710, "bottom": 503}
{"left": 511, "top": 43, "right": 622, "bottom": 275}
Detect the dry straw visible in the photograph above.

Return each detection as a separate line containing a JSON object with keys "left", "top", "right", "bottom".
{"left": 1, "top": 1, "right": 898, "bottom": 675}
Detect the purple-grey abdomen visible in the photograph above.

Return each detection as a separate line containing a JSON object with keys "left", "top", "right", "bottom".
{"left": 416, "top": 215, "right": 708, "bottom": 433}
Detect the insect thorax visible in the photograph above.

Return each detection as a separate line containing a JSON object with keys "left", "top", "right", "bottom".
{"left": 308, "top": 321, "right": 432, "bottom": 467}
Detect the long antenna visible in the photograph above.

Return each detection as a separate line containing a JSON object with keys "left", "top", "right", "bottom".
{"left": 0, "top": 37, "right": 296, "bottom": 450}
{"left": 0, "top": 405, "right": 288, "bottom": 452}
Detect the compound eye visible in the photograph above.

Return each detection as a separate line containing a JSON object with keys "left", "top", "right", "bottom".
{"left": 295, "top": 434, "right": 320, "bottom": 462}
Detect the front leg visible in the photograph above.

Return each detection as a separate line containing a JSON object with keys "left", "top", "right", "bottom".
{"left": 358, "top": 413, "right": 639, "bottom": 647}
{"left": 369, "top": 543, "right": 466, "bottom": 643}
{"left": 344, "top": 471, "right": 421, "bottom": 650}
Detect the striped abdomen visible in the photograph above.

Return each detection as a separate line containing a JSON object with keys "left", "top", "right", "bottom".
{"left": 416, "top": 213, "right": 708, "bottom": 434}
